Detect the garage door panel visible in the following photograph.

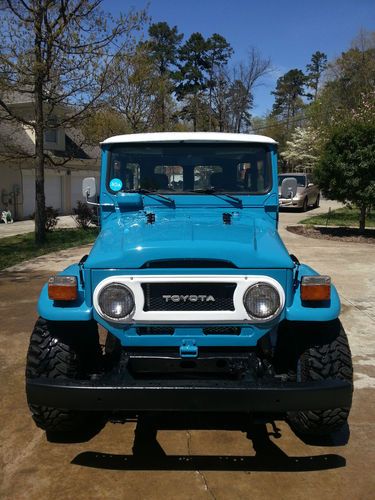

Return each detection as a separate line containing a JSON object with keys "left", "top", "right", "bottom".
{"left": 22, "top": 171, "right": 62, "bottom": 218}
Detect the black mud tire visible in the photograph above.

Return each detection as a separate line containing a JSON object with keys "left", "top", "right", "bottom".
{"left": 26, "top": 317, "right": 104, "bottom": 438}
{"left": 287, "top": 320, "right": 353, "bottom": 436}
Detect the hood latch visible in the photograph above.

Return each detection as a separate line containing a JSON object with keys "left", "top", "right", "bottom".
{"left": 146, "top": 212, "right": 156, "bottom": 224}
{"left": 223, "top": 212, "right": 232, "bottom": 225}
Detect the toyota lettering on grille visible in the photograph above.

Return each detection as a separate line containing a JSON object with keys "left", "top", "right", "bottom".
{"left": 162, "top": 294, "right": 215, "bottom": 303}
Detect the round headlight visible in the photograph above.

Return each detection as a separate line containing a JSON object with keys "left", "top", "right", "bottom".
{"left": 98, "top": 283, "right": 135, "bottom": 320}
{"left": 243, "top": 282, "right": 281, "bottom": 320}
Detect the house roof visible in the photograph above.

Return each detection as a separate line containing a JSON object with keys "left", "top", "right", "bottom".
{"left": 0, "top": 120, "right": 100, "bottom": 161}
{"left": 101, "top": 132, "right": 277, "bottom": 145}
{"left": 0, "top": 94, "right": 100, "bottom": 161}
{"left": 0, "top": 119, "right": 35, "bottom": 156}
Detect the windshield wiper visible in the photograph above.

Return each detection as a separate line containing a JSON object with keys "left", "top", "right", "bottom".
{"left": 124, "top": 189, "right": 174, "bottom": 204}
{"left": 190, "top": 188, "right": 242, "bottom": 204}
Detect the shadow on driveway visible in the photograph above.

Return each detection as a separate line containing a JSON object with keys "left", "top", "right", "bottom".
{"left": 71, "top": 413, "right": 348, "bottom": 472}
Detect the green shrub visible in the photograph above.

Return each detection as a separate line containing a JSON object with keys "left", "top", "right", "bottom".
{"left": 31, "top": 206, "right": 59, "bottom": 232}
{"left": 73, "top": 201, "right": 94, "bottom": 229}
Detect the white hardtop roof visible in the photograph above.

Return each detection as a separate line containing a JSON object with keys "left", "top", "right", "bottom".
{"left": 101, "top": 132, "right": 277, "bottom": 145}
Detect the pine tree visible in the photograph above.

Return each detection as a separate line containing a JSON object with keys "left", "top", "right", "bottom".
{"left": 306, "top": 51, "right": 327, "bottom": 100}
{"left": 175, "top": 33, "right": 210, "bottom": 131}
{"left": 145, "top": 22, "right": 183, "bottom": 130}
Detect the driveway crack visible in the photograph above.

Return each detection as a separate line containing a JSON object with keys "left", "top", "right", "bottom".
{"left": 342, "top": 296, "right": 375, "bottom": 323}
{"left": 186, "top": 431, "right": 216, "bottom": 500}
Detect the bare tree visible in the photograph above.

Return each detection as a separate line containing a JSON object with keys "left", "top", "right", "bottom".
{"left": 108, "top": 46, "right": 156, "bottom": 133}
{"left": 229, "top": 48, "right": 271, "bottom": 132}
{"left": 211, "top": 67, "right": 230, "bottom": 132}
{"left": 0, "top": 1, "right": 145, "bottom": 243}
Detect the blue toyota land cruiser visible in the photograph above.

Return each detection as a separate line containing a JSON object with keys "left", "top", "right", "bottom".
{"left": 26, "top": 132, "right": 353, "bottom": 438}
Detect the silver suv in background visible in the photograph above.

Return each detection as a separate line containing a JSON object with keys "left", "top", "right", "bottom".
{"left": 278, "top": 173, "right": 320, "bottom": 211}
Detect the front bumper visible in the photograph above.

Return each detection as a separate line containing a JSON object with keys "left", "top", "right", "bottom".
{"left": 26, "top": 376, "right": 352, "bottom": 413}
{"left": 279, "top": 197, "right": 303, "bottom": 208}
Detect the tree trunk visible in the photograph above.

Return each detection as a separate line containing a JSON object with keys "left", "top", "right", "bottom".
{"left": 193, "top": 95, "right": 197, "bottom": 132}
{"left": 161, "top": 97, "right": 166, "bottom": 131}
{"left": 359, "top": 205, "right": 366, "bottom": 234}
{"left": 161, "top": 79, "right": 166, "bottom": 132}
{"left": 34, "top": 3, "right": 46, "bottom": 244}
{"left": 208, "top": 80, "right": 213, "bottom": 131}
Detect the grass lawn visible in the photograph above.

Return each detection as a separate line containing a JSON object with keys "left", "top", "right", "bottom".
{"left": 0, "top": 227, "right": 99, "bottom": 271}
{"left": 300, "top": 207, "right": 375, "bottom": 228}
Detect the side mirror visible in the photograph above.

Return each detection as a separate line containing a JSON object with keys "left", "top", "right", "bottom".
{"left": 308, "top": 182, "right": 314, "bottom": 187}
{"left": 281, "top": 177, "right": 298, "bottom": 199}
{"left": 82, "top": 177, "right": 97, "bottom": 200}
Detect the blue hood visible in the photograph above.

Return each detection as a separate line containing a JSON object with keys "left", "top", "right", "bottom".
{"left": 85, "top": 211, "right": 293, "bottom": 269}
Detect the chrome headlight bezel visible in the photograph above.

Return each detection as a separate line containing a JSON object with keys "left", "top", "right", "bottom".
{"left": 97, "top": 282, "right": 135, "bottom": 322}
{"left": 243, "top": 282, "right": 282, "bottom": 321}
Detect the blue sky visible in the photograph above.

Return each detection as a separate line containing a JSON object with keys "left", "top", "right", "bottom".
{"left": 104, "top": 0, "right": 375, "bottom": 117}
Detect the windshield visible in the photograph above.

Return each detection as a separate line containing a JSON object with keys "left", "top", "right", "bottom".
{"left": 108, "top": 143, "right": 272, "bottom": 194}
{"left": 278, "top": 174, "right": 306, "bottom": 187}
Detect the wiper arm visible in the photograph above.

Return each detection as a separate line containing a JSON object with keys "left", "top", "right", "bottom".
{"left": 125, "top": 189, "right": 174, "bottom": 204}
{"left": 190, "top": 188, "right": 242, "bottom": 204}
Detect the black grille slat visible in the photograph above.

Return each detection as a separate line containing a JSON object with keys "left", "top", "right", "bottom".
{"left": 142, "top": 282, "right": 236, "bottom": 311}
{"left": 136, "top": 327, "right": 175, "bottom": 335}
{"left": 203, "top": 327, "right": 241, "bottom": 335}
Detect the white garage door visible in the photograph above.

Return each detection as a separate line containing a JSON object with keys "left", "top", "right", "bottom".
{"left": 22, "top": 170, "right": 62, "bottom": 218}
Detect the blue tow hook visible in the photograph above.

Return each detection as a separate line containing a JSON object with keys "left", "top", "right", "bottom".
{"left": 180, "top": 340, "right": 198, "bottom": 358}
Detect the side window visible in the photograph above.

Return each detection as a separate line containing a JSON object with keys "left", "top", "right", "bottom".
{"left": 194, "top": 165, "right": 222, "bottom": 190}
{"left": 153, "top": 165, "right": 184, "bottom": 191}
{"left": 112, "top": 159, "right": 139, "bottom": 190}
{"left": 242, "top": 160, "right": 266, "bottom": 193}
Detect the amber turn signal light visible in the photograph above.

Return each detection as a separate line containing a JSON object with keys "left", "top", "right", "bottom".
{"left": 300, "top": 275, "right": 331, "bottom": 301}
{"left": 48, "top": 276, "right": 78, "bottom": 301}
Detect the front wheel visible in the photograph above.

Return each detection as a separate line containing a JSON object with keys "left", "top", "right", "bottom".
{"left": 26, "top": 318, "right": 104, "bottom": 438}
{"left": 302, "top": 197, "right": 308, "bottom": 212}
{"left": 287, "top": 320, "right": 353, "bottom": 436}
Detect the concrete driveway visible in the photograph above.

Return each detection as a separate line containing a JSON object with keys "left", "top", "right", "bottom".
{"left": 1, "top": 204, "right": 374, "bottom": 500}
{"left": 0, "top": 215, "right": 77, "bottom": 239}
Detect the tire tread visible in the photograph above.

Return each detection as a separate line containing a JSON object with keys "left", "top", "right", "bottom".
{"left": 26, "top": 318, "right": 102, "bottom": 433}
{"left": 287, "top": 320, "right": 353, "bottom": 436}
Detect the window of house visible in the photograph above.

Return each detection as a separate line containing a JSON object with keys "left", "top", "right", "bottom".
{"left": 45, "top": 117, "right": 58, "bottom": 143}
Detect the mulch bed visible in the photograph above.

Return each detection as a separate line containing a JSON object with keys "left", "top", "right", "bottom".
{"left": 286, "top": 225, "right": 375, "bottom": 244}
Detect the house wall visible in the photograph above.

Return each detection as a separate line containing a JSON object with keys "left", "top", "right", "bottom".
{"left": 1, "top": 100, "right": 100, "bottom": 219}
{"left": 0, "top": 164, "right": 22, "bottom": 220}
{"left": 19, "top": 166, "right": 99, "bottom": 219}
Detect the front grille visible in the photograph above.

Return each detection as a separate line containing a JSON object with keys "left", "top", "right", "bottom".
{"left": 203, "top": 327, "right": 241, "bottom": 335}
{"left": 142, "top": 282, "right": 236, "bottom": 311}
{"left": 136, "top": 327, "right": 175, "bottom": 335}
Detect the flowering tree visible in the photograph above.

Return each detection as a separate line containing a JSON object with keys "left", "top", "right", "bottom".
{"left": 280, "top": 126, "right": 322, "bottom": 171}
{"left": 351, "top": 91, "right": 375, "bottom": 124}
